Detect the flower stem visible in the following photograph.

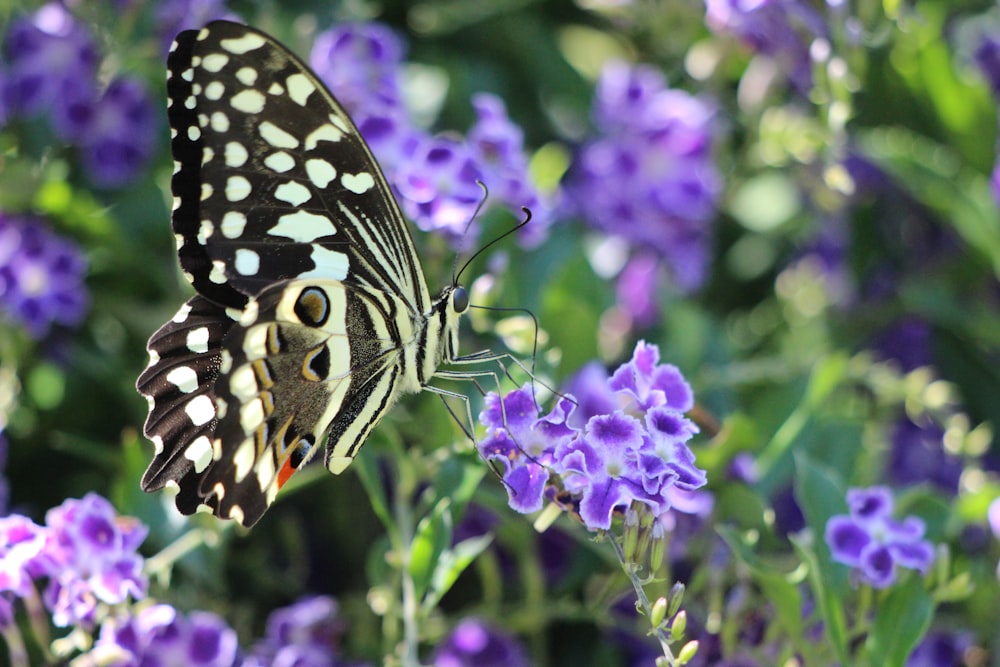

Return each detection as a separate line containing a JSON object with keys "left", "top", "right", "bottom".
{"left": 608, "top": 532, "right": 677, "bottom": 665}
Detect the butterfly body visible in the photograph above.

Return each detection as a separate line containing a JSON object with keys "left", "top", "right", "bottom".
{"left": 137, "top": 21, "right": 468, "bottom": 526}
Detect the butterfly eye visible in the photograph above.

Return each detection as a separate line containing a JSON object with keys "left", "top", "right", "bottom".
{"left": 453, "top": 286, "right": 469, "bottom": 313}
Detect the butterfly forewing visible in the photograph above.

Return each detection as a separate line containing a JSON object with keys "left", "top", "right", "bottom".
{"left": 167, "top": 21, "right": 429, "bottom": 310}
{"left": 139, "top": 21, "right": 467, "bottom": 527}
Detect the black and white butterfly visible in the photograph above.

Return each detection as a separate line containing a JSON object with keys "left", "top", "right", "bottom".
{"left": 137, "top": 20, "right": 496, "bottom": 527}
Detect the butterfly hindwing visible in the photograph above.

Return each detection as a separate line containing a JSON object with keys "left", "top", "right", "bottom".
{"left": 139, "top": 20, "right": 469, "bottom": 527}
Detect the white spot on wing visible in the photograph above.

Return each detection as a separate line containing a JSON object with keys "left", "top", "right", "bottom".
{"left": 342, "top": 172, "right": 375, "bottom": 195}
{"left": 185, "top": 394, "right": 216, "bottom": 426}
{"left": 231, "top": 88, "right": 266, "bottom": 114}
{"left": 298, "top": 246, "right": 350, "bottom": 281}
{"left": 225, "top": 142, "right": 248, "bottom": 168}
{"left": 220, "top": 33, "right": 266, "bottom": 55}
{"left": 286, "top": 73, "right": 316, "bottom": 106}
{"left": 201, "top": 53, "right": 229, "bottom": 72}
{"left": 173, "top": 302, "right": 193, "bottom": 323}
{"left": 184, "top": 436, "right": 213, "bottom": 473}
{"left": 226, "top": 176, "right": 252, "bottom": 202}
{"left": 220, "top": 211, "right": 247, "bottom": 239}
{"left": 166, "top": 366, "right": 199, "bottom": 393}
{"left": 304, "top": 123, "right": 343, "bottom": 150}
{"left": 209, "top": 259, "right": 227, "bottom": 284}
{"left": 269, "top": 211, "right": 337, "bottom": 242}
{"left": 263, "top": 151, "right": 295, "bottom": 173}
{"left": 274, "top": 181, "right": 311, "bottom": 206}
{"left": 234, "top": 248, "right": 260, "bottom": 276}
{"left": 187, "top": 326, "right": 209, "bottom": 353}
{"left": 197, "top": 219, "right": 213, "bottom": 245}
{"left": 229, "top": 365, "right": 258, "bottom": 401}
{"left": 187, "top": 126, "right": 201, "bottom": 141}
{"left": 259, "top": 121, "right": 299, "bottom": 149}
{"left": 204, "top": 81, "right": 225, "bottom": 100}
{"left": 235, "top": 67, "right": 258, "bottom": 85}
{"left": 305, "top": 159, "right": 337, "bottom": 188}
{"left": 210, "top": 111, "right": 230, "bottom": 133}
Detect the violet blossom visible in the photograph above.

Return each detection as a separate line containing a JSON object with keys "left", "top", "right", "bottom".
{"left": 824, "top": 486, "right": 935, "bottom": 589}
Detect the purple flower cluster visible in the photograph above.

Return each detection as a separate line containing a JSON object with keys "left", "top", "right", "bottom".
{"left": 824, "top": 486, "right": 935, "bottom": 589}
{"left": 92, "top": 604, "right": 240, "bottom": 667}
{"left": 2, "top": 3, "right": 156, "bottom": 187}
{"left": 0, "top": 212, "right": 88, "bottom": 338}
{"left": 704, "top": 0, "right": 825, "bottom": 92}
{"left": 309, "top": 23, "right": 550, "bottom": 247}
{"left": 246, "top": 595, "right": 364, "bottom": 667}
{"left": 478, "top": 341, "right": 706, "bottom": 531}
{"left": 566, "top": 61, "right": 721, "bottom": 292}
{"left": 432, "top": 618, "right": 530, "bottom": 667}
{"left": 0, "top": 493, "right": 147, "bottom": 630}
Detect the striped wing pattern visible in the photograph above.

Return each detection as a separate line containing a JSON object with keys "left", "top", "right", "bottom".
{"left": 137, "top": 21, "right": 466, "bottom": 526}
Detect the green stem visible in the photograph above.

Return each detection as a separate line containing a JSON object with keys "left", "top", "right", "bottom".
{"left": 608, "top": 533, "right": 676, "bottom": 666}
{"left": 2, "top": 623, "right": 29, "bottom": 667}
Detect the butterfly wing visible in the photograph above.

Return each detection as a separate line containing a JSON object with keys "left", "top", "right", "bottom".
{"left": 138, "top": 20, "right": 435, "bottom": 525}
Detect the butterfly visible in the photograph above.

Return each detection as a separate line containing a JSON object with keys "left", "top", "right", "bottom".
{"left": 136, "top": 20, "right": 492, "bottom": 527}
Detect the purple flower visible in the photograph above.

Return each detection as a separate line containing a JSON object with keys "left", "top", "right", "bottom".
{"left": 566, "top": 61, "right": 721, "bottom": 291}
{"left": 37, "top": 493, "right": 148, "bottom": 628}
{"left": 615, "top": 253, "right": 660, "bottom": 327}
{"left": 394, "top": 134, "right": 487, "bottom": 244}
{"left": 479, "top": 386, "right": 578, "bottom": 514}
{"left": 155, "top": 0, "right": 236, "bottom": 52}
{"left": 2, "top": 3, "right": 99, "bottom": 117}
{"left": 825, "top": 486, "right": 935, "bottom": 589}
{"left": 608, "top": 340, "right": 694, "bottom": 413}
{"left": 0, "top": 515, "right": 47, "bottom": 598}
{"left": 479, "top": 341, "right": 705, "bottom": 532}
{"left": 873, "top": 316, "right": 933, "bottom": 372}
{"left": 310, "top": 23, "right": 406, "bottom": 115}
{"left": 431, "top": 618, "right": 530, "bottom": 667}
{"left": 468, "top": 93, "right": 553, "bottom": 246}
{"left": 0, "top": 212, "right": 89, "bottom": 338}
{"left": 77, "top": 76, "right": 157, "bottom": 188}
{"left": 886, "top": 414, "right": 963, "bottom": 494}
{"left": 91, "top": 604, "right": 240, "bottom": 667}
{"left": 991, "top": 160, "right": 1000, "bottom": 208}
{"left": 704, "top": 0, "right": 825, "bottom": 91}
{"left": 906, "top": 630, "right": 974, "bottom": 667}
{"left": 245, "top": 595, "right": 368, "bottom": 667}
{"left": 974, "top": 33, "right": 1000, "bottom": 97}
{"left": 310, "top": 23, "right": 548, "bottom": 247}
{"left": 562, "top": 362, "right": 618, "bottom": 428}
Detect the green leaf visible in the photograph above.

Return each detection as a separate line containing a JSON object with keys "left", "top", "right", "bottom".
{"left": 408, "top": 497, "right": 454, "bottom": 601}
{"left": 423, "top": 533, "right": 495, "bottom": 611}
{"left": 864, "top": 577, "right": 934, "bottom": 667}
{"left": 352, "top": 444, "right": 394, "bottom": 534}
{"left": 790, "top": 533, "right": 850, "bottom": 665}
{"left": 857, "top": 128, "right": 1000, "bottom": 277}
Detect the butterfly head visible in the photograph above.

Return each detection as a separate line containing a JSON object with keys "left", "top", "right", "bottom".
{"left": 433, "top": 284, "right": 469, "bottom": 364}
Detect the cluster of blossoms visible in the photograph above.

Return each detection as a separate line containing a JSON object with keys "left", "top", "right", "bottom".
{"left": 1, "top": 3, "right": 156, "bottom": 187}
{"left": 0, "top": 493, "right": 147, "bottom": 631}
{"left": 0, "top": 212, "right": 88, "bottom": 339}
{"left": 308, "top": 23, "right": 551, "bottom": 247}
{"left": 565, "top": 61, "right": 721, "bottom": 294}
{"left": 478, "top": 341, "right": 706, "bottom": 532}
{"left": 91, "top": 594, "right": 363, "bottom": 667}
{"left": 824, "top": 486, "right": 935, "bottom": 589}
{"left": 704, "top": 0, "right": 826, "bottom": 92}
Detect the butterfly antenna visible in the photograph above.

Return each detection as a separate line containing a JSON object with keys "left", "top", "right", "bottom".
{"left": 451, "top": 181, "right": 492, "bottom": 285}
{"left": 454, "top": 206, "right": 532, "bottom": 287}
